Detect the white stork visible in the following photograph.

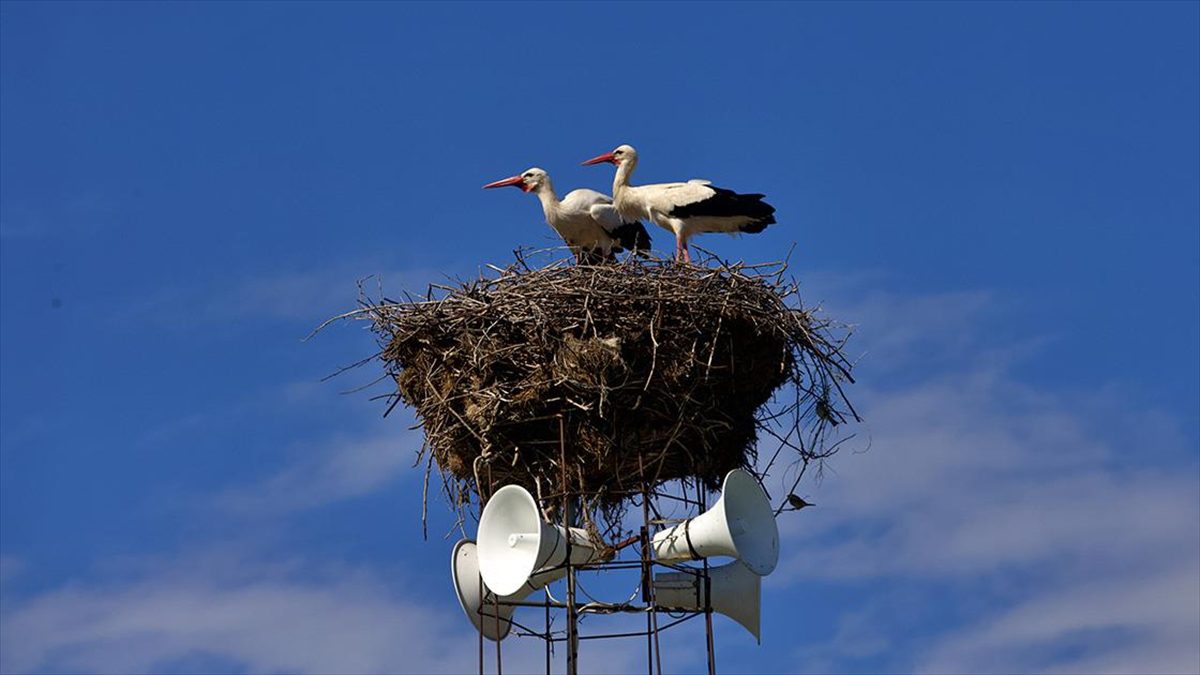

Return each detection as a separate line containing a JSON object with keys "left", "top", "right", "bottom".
{"left": 483, "top": 167, "right": 651, "bottom": 264}
{"left": 582, "top": 145, "right": 776, "bottom": 263}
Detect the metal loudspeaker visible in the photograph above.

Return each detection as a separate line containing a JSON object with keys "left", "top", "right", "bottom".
{"left": 477, "top": 484, "right": 600, "bottom": 596}
{"left": 651, "top": 469, "right": 779, "bottom": 575}
{"left": 654, "top": 560, "right": 763, "bottom": 643}
{"left": 451, "top": 539, "right": 565, "bottom": 641}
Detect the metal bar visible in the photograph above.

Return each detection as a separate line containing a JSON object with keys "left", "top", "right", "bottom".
{"left": 560, "top": 415, "right": 579, "bottom": 675}
{"left": 649, "top": 612, "right": 704, "bottom": 632}
{"left": 704, "top": 562, "right": 715, "bottom": 675}
{"left": 483, "top": 464, "right": 496, "bottom": 675}
{"left": 700, "top": 481, "right": 716, "bottom": 675}
{"left": 507, "top": 618, "right": 555, "bottom": 637}
{"left": 494, "top": 591, "right": 504, "bottom": 675}
{"left": 643, "top": 481, "right": 662, "bottom": 675}
{"left": 544, "top": 590, "right": 551, "bottom": 675}
{"left": 478, "top": 573, "right": 485, "bottom": 675}
{"left": 572, "top": 557, "right": 643, "bottom": 569}
{"left": 485, "top": 598, "right": 711, "bottom": 614}
{"left": 577, "top": 630, "right": 663, "bottom": 641}
{"left": 641, "top": 517, "right": 652, "bottom": 675}
{"left": 545, "top": 612, "right": 702, "bottom": 642}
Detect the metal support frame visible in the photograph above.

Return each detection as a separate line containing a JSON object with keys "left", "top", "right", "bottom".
{"left": 473, "top": 419, "right": 722, "bottom": 675}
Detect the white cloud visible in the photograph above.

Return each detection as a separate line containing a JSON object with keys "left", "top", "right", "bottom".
{"left": 212, "top": 424, "right": 421, "bottom": 517}
{"left": 6, "top": 272, "right": 1196, "bottom": 674}
{"left": 766, "top": 281, "right": 1200, "bottom": 673}
{"left": 103, "top": 262, "right": 445, "bottom": 331}
{"left": 921, "top": 561, "right": 1200, "bottom": 674}
{"left": 0, "top": 548, "right": 652, "bottom": 675}
{"left": 0, "top": 552, "right": 564, "bottom": 675}
{"left": 1, "top": 559, "right": 446, "bottom": 674}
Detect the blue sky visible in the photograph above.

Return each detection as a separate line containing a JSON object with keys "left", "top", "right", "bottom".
{"left": 1, "top": 2, "right": 1197, "bottom": 673}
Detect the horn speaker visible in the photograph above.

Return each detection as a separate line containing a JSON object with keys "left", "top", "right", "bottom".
{"left": 651, "top": 469, "right": 779, "bottom": 575}
{"left": 477, "top": 484, "right": 600, "bottom": 596}
{"left": 451, "top": 539, "right": 564, "bottom": 641}
{"left": 654, "top": 560, "right": 763, "bottom": 642}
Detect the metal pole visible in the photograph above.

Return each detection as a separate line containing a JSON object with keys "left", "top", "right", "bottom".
{"left": 700, "top": 483, "right": 716, "bottom": 675}
{"left": 704, "top": 560, "right": 716, "bottom": 675}
{"left": 545, "top": 590, "right": 552, "bottom": 675}
{"left": 639, "top": 458, "right": 653, "bottom": 675}
{"left": 478, "top": 573, "right": 485, "bottom": 675}
{"left": 641, "top": 518, "right": 652, "bottom": 675}
{"left": 649, "top": 499, "right": 663, "bottom": 675}
{"left": 567, "top": 559, "right": 579, "bottom": 675}
{"left": 494, "top": 592, "right": 504, "bottom": 675}
{"left": 639, "top": 456, "right": 662, "bottom": 675}
{"left": 559, "top": 416, "right": 579, "bottom": 675}
{"left": 480, "top": 466, "right": 494, "bottom": 672}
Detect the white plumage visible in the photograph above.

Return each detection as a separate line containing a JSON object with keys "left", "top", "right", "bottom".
{"left": 583, "top": 145, "right": 776, "bottom": 262}
{"left": 484, "top": 167, "right": 650, "bottom": 263}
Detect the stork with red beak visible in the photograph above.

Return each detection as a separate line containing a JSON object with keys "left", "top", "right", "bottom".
{"left": 483, "top": 167, "right": 651, "bottom": 264}
{"left": 582, "top": 145, "right": 776, "bottom": 263}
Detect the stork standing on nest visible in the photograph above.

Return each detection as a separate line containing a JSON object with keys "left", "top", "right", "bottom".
{"left": 582, "top": 145, "right": 776, "bottom": 263}
{"left": 484, "top": 168, "right": 651, "bottom": 264}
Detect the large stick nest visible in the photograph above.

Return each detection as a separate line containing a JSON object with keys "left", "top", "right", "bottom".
{"left": 351, "top": 251, "right": 858, "bottom": 523}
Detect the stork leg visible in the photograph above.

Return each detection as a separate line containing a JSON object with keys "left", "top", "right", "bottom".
{"left": 681, "top": 240, "right": 692, "bottom": 264}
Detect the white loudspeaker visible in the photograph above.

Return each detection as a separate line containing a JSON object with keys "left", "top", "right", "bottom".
{"left": 451, "top": 539, "right": 565, "bottom": 641}
{"left": 477, "top": 484, "right": 600, "bottom": 596}
{"left": 651, "top": 469, "right": 779, "bottom": 576}
{"left": 653, "top": 561, "right": 763, "bottom": 643}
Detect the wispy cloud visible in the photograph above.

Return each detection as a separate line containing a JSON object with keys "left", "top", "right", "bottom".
{"left": 0, "top": 548, "right": 650, "bottom": 675}
{"left": 0, "top": 551, "right": 510, "bottom": 675}
{"left": 5, "top": 272, "right": 1195, "bottom": 674}
{"left": 770, "top": 280, "right": 1200, "bottom": 673}
{"left": 921, "top": 561, "right": 1199, "bottom": 674}
{"left": 212, "top": 423, "right": 422, "bottom": 517}
{"left": 104, "top": 261, "right": 446, "bottom": 332}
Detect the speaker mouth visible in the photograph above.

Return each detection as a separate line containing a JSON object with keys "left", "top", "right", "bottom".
{"left": 451, "top": 539, "right": 517, "bottom": 641}
{"left": 720, "top": 470, "right": 780, "bottom": 576}
{"left": 653, "top": 561, "right": 762, "bottom": 643}
{"left": 478, "top": 485, "right": 545, "bottom": 596}
{"left": 478, "top": 485, "right": 601, "bottom": 596}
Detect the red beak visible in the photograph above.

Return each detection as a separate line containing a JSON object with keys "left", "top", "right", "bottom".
{"left": 482, "top": 175, "right": 525, "bottom": 190}
{"left": 581, "top": 152, "right": 617, "bottom": 166}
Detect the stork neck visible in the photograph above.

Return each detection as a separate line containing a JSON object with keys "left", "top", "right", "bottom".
{"left": 533, "top": 183, "right": 560, "bottom": 218}
{"left": 612, "top": 159, "right": 635, "bottom": 201}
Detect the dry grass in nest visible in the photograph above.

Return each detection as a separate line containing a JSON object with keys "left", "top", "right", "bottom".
{"left": 324, "top": 249, "right": 858, "bottom": 539}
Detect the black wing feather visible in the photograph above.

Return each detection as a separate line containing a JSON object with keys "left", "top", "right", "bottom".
{"left": 609, "top": 221, "right": 652, "bottom": 253}
{"left": 669, "top": 186, "right": 776, "bottom": 232}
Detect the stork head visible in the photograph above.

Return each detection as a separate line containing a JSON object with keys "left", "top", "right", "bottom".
{"left": 482, "top": 167, "right": 549, "bottom": 193}
{"left": 582, "top": 144, "right": 637, "bottom": 167}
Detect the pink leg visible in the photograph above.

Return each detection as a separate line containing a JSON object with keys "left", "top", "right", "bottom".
{"left": 681, "top": 240, "right": 691, "bottom": 264}
{"left": 674, "top": 236, "right": 683, "bottom": 261}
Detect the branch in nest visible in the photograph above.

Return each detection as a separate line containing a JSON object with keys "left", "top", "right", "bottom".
{"left": 321, "top": 248, "right": 860, "bottom": 545}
